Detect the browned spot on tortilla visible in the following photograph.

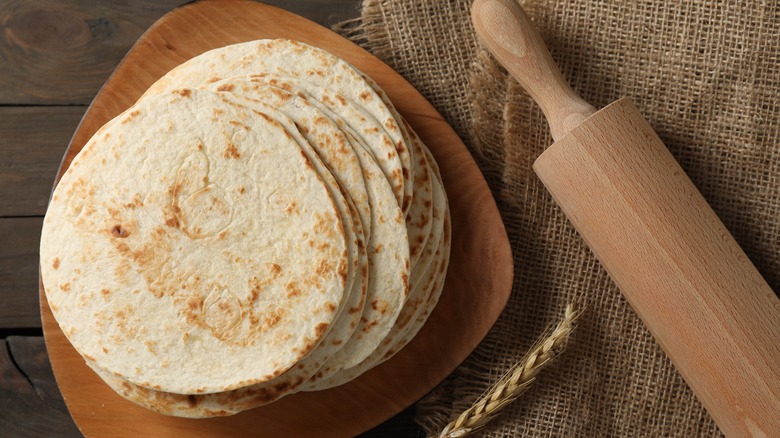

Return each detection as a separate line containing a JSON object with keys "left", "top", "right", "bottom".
{"left": 60, "top": 282, "right": 71, "bottom": 292}
{"left": 313, "top": 116, "right": 328, "bottom": 125}
{"left": 120, "top": 110, "right": 141, "bottom": 125}
{"left": 174, "top": 89, "right": 192, "bottom": 97}
{"left": 228, "top": 120, "right": 250, "bottom": 131}
{"left": 362, "top": 319, "right": 379, "bottom": 333}
{"left": 339, "top": 261, "right": 348, "bottom": 283}
{"left": 373, "top": 243, "right": 383, "bottom": 254}
{"left": 285, "top": 200, "right": 300, "bottom": 215}
{"left": 218, "top": 230, "right": 228, "bottom": 239}
{"left": 270, "top": 263, "right": 281, "bottom": 275}
{"left": 187, "top": 395, "right": 198, "bottom": 407}
{"left": 144, "top": 340, "right": 157, "bottom": 354}
{"left": 334, "top": 94, "right": 346, "bottom": 105}
{"left": 125, "top": 194, "right": 144, "bottom": 209}
{"left": 254, "top": 111, "right": 273, "bottom": 123}
{"left": 52, "top": 258, "right": 60, "bottom": 269}
{"left": 263, "top": 310, "right": 283, "bottom": 330}
{"left": 321, "top": 94, "right": 335, "bottom": 106}
{"left": 116, "top": 243, "right": 130, "bottom": 255}
{"left": 83, "top": 353, "right": 95, "bottom": 361}
{"left": 238, "top": 186, "right": 246, "bottom": 194}
{"left": 216, "top": 83, "right": 235, "bottom": 92}
{"left": 101, "top": 288, "right": 111, "bottom": 296}
{"left": 269, "top": 87, "right": 293, "bottom": 102}
{"left": 300, "top": 150, "right": 313, "bottom": 169}
{"left": 101, "top": 346, "right": 109, "bottom": 354}
{"left": 164, "top": 216, "right": 180, "bottom": 228}
{"left": 315, "top": 258, "right": 334, "bottom": 277}
{"left": 183, "top": 296, "right": 203, "bottom": 323}
{"left": 315, "top": 322, "right": 329, "bottom": 338}
{"left": 284, "top": 281, "right": 302, "bottom": 298}
{"left": 359, "top": 91, "right": 372, "bottom": 102}
{"left": 224, "top": 141, "right": 241, "bottom": 159}
{"left": 111, "top": 224, "right": 129, "bottom": 238}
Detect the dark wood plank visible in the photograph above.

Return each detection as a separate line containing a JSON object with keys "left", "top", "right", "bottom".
{"left": 0, "top": 217, "right": 43, "bottom": 328}
{"left": 263, "top": 0, "right": 360, "bottom": 27}
{"left": 0, "top": 0, "right": 189, "bottom": 105}
{"left": 7, "top": 336, "right": 70, "bottom": 415}
{"left": 0, "top": 0, "right": 359, "bottom": 105}
{"left": 0, "top": 338, "right": 81, "bottom": 437}
{"left": 0, "top": 107, "right": 84, "bottom": 216}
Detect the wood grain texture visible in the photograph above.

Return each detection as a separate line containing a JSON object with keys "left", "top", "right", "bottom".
{"left": 0, "top": 0, "right": 358, "bottom": 105}
{"left": 534, "top": 98, "right": 780, "bottom": 437}
{"left": 0, "top": 0, "right": 189, "bottom": 104}
{"left": 0, "top": 217, "right": 44, "bottom": 328}
{"left": 0, "top": 107, "right": 84, "bottom": 216}
{"left": 40, "top": 1, "right": 512, "bottom": 437}
{"left": 0, "top": 338, "right": 80, "bottom": 438}
{"left": 471, "top": 0, "right": 595, "bottom": 140}
{"left": 6, "top": 336, "right": 71, "bottom": 415}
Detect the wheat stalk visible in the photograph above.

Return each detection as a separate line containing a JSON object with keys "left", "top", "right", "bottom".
{"left": 434, "top": 304, "right": 581, "bottom": 438}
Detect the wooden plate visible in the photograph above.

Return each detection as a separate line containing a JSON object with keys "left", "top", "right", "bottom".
{"left": 40, "top": 1, "right": 513, "bottom": 436}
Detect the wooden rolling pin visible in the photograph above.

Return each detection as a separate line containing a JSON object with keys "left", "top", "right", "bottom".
{"left": 471, "top": 0, "right": 780, "bottom": 435}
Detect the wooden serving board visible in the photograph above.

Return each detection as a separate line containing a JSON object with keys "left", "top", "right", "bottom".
{"left": 40, "top": 1, "right": 513, "bottom": 436}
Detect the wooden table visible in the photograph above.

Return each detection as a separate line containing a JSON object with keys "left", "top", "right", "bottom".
{"left": 0, "top": 1, "right": 420, "bottom": 436}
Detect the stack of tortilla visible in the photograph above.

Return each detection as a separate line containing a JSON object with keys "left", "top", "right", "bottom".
{"left": 39, "top": 39, "right": 451, "bottom": 418}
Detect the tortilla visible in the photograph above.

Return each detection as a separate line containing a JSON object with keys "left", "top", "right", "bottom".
{"left": 305, "top": 143, "right": 450, "bottom": 390}
{"left": 201, "top": 77, "right": 411, "bottom": 371}
{"left": 40, "top": 89, "right": 348, "bottom": 395}
{"left": 42, "top": 38, "right": 454, "bottom": 418}
{"left": 142, "top": 39, "right": 415, "bottom": 215}
{"left": 213, "top": 92, "right": 367, "bottom": 355}
{"left": 206, "top": 78, "right": 372, "bottom": 243}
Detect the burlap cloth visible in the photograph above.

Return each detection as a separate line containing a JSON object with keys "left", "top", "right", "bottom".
{"left": 340, "top": 0, "right": 780, "bottom": 436}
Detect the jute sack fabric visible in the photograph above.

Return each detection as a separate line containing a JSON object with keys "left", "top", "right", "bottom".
{"left": 341, "top": 0, "right": 780, "bottom": 436}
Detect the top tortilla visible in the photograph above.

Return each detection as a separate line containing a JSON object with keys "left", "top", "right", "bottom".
{"left": 40, "top": 89, "right": 348, "bottom": 394}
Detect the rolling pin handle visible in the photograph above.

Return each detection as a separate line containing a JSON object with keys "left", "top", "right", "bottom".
{"left": 471, "top": 0, "right": 596, "bottom": 141}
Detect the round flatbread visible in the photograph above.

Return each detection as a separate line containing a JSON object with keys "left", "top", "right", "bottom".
{"left": 305, "top": 141, "right": 450, "bottom": 390}
{"left": 40, "top": 89, "right": 348, "bottom": 395}
{"left": 142, "top": 39, "right": 415, "bottom": 215}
